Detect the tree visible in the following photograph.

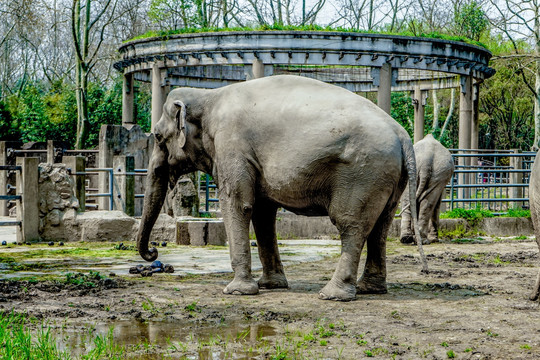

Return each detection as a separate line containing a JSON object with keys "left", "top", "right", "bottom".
{"left": 489, "top": 0, "right": 540, "bottom": 149}
{"left": 71, "top": 0, "right": 118, "bottom": 149}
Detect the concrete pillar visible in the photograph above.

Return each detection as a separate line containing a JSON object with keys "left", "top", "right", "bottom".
{"left": 510, "top": 149, "right": 524, "bottom": 208}
{"left": 0, "top": 141, "right": 7, "bottom": 216}
{"left": 47, "top": 140, "right": 55, "bottom": 164}
{"left": 471, "top": 83, "right": 480, "bottom": 151}
{"left": 64, "top": 156, "right": 86, "bottom": 213}
{"left": 151, "top": 63, "right": 167, "bottom": 133}
{"left": 113, "top": 155, "right": 135, "bottom": 216}
{"left": 413, "top": 87, "right": 427, "bottom": 143}
{"left": 459, "top": 75, "right": 473, "bottom": 203}
{"left": 98, "top": 125, "right": 115, "bottom": 211}
{"left": 377, "top": 63, "right": 392, "bottom": 115}
{"left": 16, "top": 157, "right": 39, "bottom": 244}
{"left": 122, "top": 73, "right": 134, "bottom": 126}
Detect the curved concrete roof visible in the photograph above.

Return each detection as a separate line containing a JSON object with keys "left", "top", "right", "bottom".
{"left": 114, "top": 31, "right": 495, "bottom": 91}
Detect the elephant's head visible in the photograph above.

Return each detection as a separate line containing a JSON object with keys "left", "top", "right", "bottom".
{"left": 137, "top": 92, "right": 211, "bottom": 261}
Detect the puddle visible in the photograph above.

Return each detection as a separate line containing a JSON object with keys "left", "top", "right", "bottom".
{"left": 58, "top": 319, "right": 276, "bottom": 359}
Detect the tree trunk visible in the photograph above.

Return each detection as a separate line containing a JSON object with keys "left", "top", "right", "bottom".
{"left": 432, "top": 89, "right": 440, "bottom": 130}
{"left": 439, "top": 88, "right": 456, "bottom": 140}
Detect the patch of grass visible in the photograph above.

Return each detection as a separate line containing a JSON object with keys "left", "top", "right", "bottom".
{"left": 520, "top": 344, "right": 531, "bottom": 350}
{"left": 364, "top": 349, "right": 373, "bottom": 357}
{"left": 184, "top": 301, "right": 202, "bottom": 314}
{"left": 125, "top": 24, "right": 487, "bottom": 48}
{"left": 490, "top": 255, "right": 510, "bottom": 265}
{"left": 503, "top": 208, "right": 531, "bottom": 218}
{"left": 441, "top": 341, "right": 449, "bottom": 347}
{"left": 439, "top": 225, "right": 481, "bottom": 240}
{"left": 514, "top": 235, "right": 528, "bottom": 240}
{"left": 319, "top": 339, "right": 327, "bottom": 346}
{"left": 447, "top": 349, "right": 456, "bottom": 358}
{"left": 441, "top": 208, "right": 494, "bottom": 228}
{"left": 64, "top": 271, "right": 107, "bottom": 288}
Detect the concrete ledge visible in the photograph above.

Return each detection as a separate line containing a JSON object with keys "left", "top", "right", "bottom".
{"left": 273, "top": 212, "right": 534, "bottom": 239}
{"left": 176, "top": 217, "right": 227, "bottom": 246}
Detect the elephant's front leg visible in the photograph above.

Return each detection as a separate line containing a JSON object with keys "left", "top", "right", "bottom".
{"left": 221, "top": 182, "right": 259, "bottom": 295}
{"left": 252, "top": 200, "right": 288, "bottom": 289}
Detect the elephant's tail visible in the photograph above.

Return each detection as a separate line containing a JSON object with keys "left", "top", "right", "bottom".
{"left": 401, "top": 137, "right": 429, "bottom": 272}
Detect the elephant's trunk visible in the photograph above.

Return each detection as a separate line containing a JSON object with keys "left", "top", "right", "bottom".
{"left": 137, "top": 148, "right": 169, "bottom": 262}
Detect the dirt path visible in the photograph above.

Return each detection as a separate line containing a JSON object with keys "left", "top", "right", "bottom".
{"left": 2, "top": 237, "right": 540, "bottom": 359}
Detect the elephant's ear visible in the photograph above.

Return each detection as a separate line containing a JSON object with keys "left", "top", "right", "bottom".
{"left": 173, "top": 100, "right": 187, "bottom": 148}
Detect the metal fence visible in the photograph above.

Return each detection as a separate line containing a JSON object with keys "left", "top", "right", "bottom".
{"left": 74, "top": 150, "right": 537, "bottom": 216}
{"left": 445, "top": 150, "right": 536, "bottom": 213}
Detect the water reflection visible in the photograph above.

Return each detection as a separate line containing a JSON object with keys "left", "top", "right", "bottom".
{"left": 61, "top": 319, "right": 276, "bottom": 359}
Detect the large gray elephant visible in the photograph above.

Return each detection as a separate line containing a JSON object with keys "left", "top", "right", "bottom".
{"left": 528, "top": 155, "right": 540, "bottom": 300}
{"left": 137, "top": 75, "right": 427, "bottom": 301}
{"left": 400, "top": 134, "right": 454, "bottom": 244}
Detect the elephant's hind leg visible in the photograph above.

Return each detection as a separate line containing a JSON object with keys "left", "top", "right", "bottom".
{"left": 252, "top": 200, "right": 288, "bottom": 289}
{"left": 356, "top": 202, "right": 397, "bottom": 294}
{"left": 319, "top": 188, "right": 389, "bottom": 301}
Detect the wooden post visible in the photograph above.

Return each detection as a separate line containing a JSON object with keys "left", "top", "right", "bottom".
{"left": 16, "top": 157, "right": 39, "bottom": 244}
{"left": 64, "top": 156, "right": 86, "bottom": 213}
{"left": 113, "top": 155, "right": 135, "bottom": 216}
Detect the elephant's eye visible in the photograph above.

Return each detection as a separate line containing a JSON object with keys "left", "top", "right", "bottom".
{"left": 155, "top": 133, "right": 164, "bottom": 143}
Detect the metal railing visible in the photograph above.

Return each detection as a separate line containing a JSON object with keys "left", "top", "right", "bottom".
{"left": 445, "top": 150, "right": 536, "bottom": 213}
{"left": 0, "top": 165, "right": 22, "bottom": 227}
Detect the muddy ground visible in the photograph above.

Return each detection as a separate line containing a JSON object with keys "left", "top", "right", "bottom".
{"left": 2, "top": 237, "right": 540, "bottom": 359}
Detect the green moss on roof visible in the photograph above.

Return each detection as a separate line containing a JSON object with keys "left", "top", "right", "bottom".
{"left": 125, "top": 24, "right": 488, "bottom": 49}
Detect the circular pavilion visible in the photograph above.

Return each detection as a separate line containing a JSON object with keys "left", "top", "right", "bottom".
{"left": 114, "top": 31, "right": 495, "bottom": 151}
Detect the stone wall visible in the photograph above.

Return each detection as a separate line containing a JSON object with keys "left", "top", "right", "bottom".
{"left": 38, "top": 163, "right": 80, "bottom": 241}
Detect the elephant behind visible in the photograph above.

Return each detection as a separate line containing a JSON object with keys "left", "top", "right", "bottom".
{"left": 529, "top": 154, "right": 540, "bottom": 300}
{"left": 400, "top": 134, "right": 454, "bottom": 244}
{"left": 137, "top": 75, "right": 428, "bottom": 301}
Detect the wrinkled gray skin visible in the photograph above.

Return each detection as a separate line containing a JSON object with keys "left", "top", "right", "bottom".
{"left": 137, "top": 75, "right": 427, "bottom": 301}
{"left": 529, "top": 155, "right": 540, "bottom": 300}
{"left": 400, "top": 134, "right": 454, "bottom": 244}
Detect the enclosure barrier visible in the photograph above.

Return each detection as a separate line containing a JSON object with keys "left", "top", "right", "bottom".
{"left": 0, "top": 158, "right": 40, "bottom": 243}
{"left": 445, "top": 150, "right": 536, "bottom": 213}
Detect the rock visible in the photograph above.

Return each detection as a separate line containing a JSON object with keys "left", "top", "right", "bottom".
{"left": 58, "top": 242, "right": 64, "bottom": 246}
{"left": 151, "top": 241, "right": 158, "bottom": 246}
{"left": 151, "top": 260, "right": 163, "bottom": 269}
{"left": 77, "top": 211, "right": 137, "bottom": 242}
{"left": 1, "top": 241, "right": 6, "bottom": 246}
{"left": 164, "top": 264, "right": 174, "bottom": 273}
{"left": 47, "top": 209, "right": 61, "bottom": 226}
{"left": 109, "top": 272, "right": 116, "bottom": 277}
{"left": 141, "top": 270, "right": 153, "bottom": 277}
{"left": 48, "top": 241, "right": 54, "bottom": 246}
{"left": 251, "top": 241, "right": 257, "bottom": 247}
{"left": 161, "top": 241, "right": 167, "bottom": 247}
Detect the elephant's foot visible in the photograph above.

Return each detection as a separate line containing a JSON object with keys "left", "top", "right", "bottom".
{"left": 400, "top": 234, "right": 414, "bottom": 244}
{"left": 356, "top": 276, "right": 387, "bottom": 294}
{"left": 400, "top": 234, "right": 431, "bottom": 245}
{"left": 319, "top": 279, "right": 356, "bottom": 301}
{"left": 258, "top": 273, "right": 289, "bottom": 289}
{"left": 427, "top": 235, "right": 439, "bottom": 244}
{"left": 223, "top": 277, "right": 259, "bottom": 295}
